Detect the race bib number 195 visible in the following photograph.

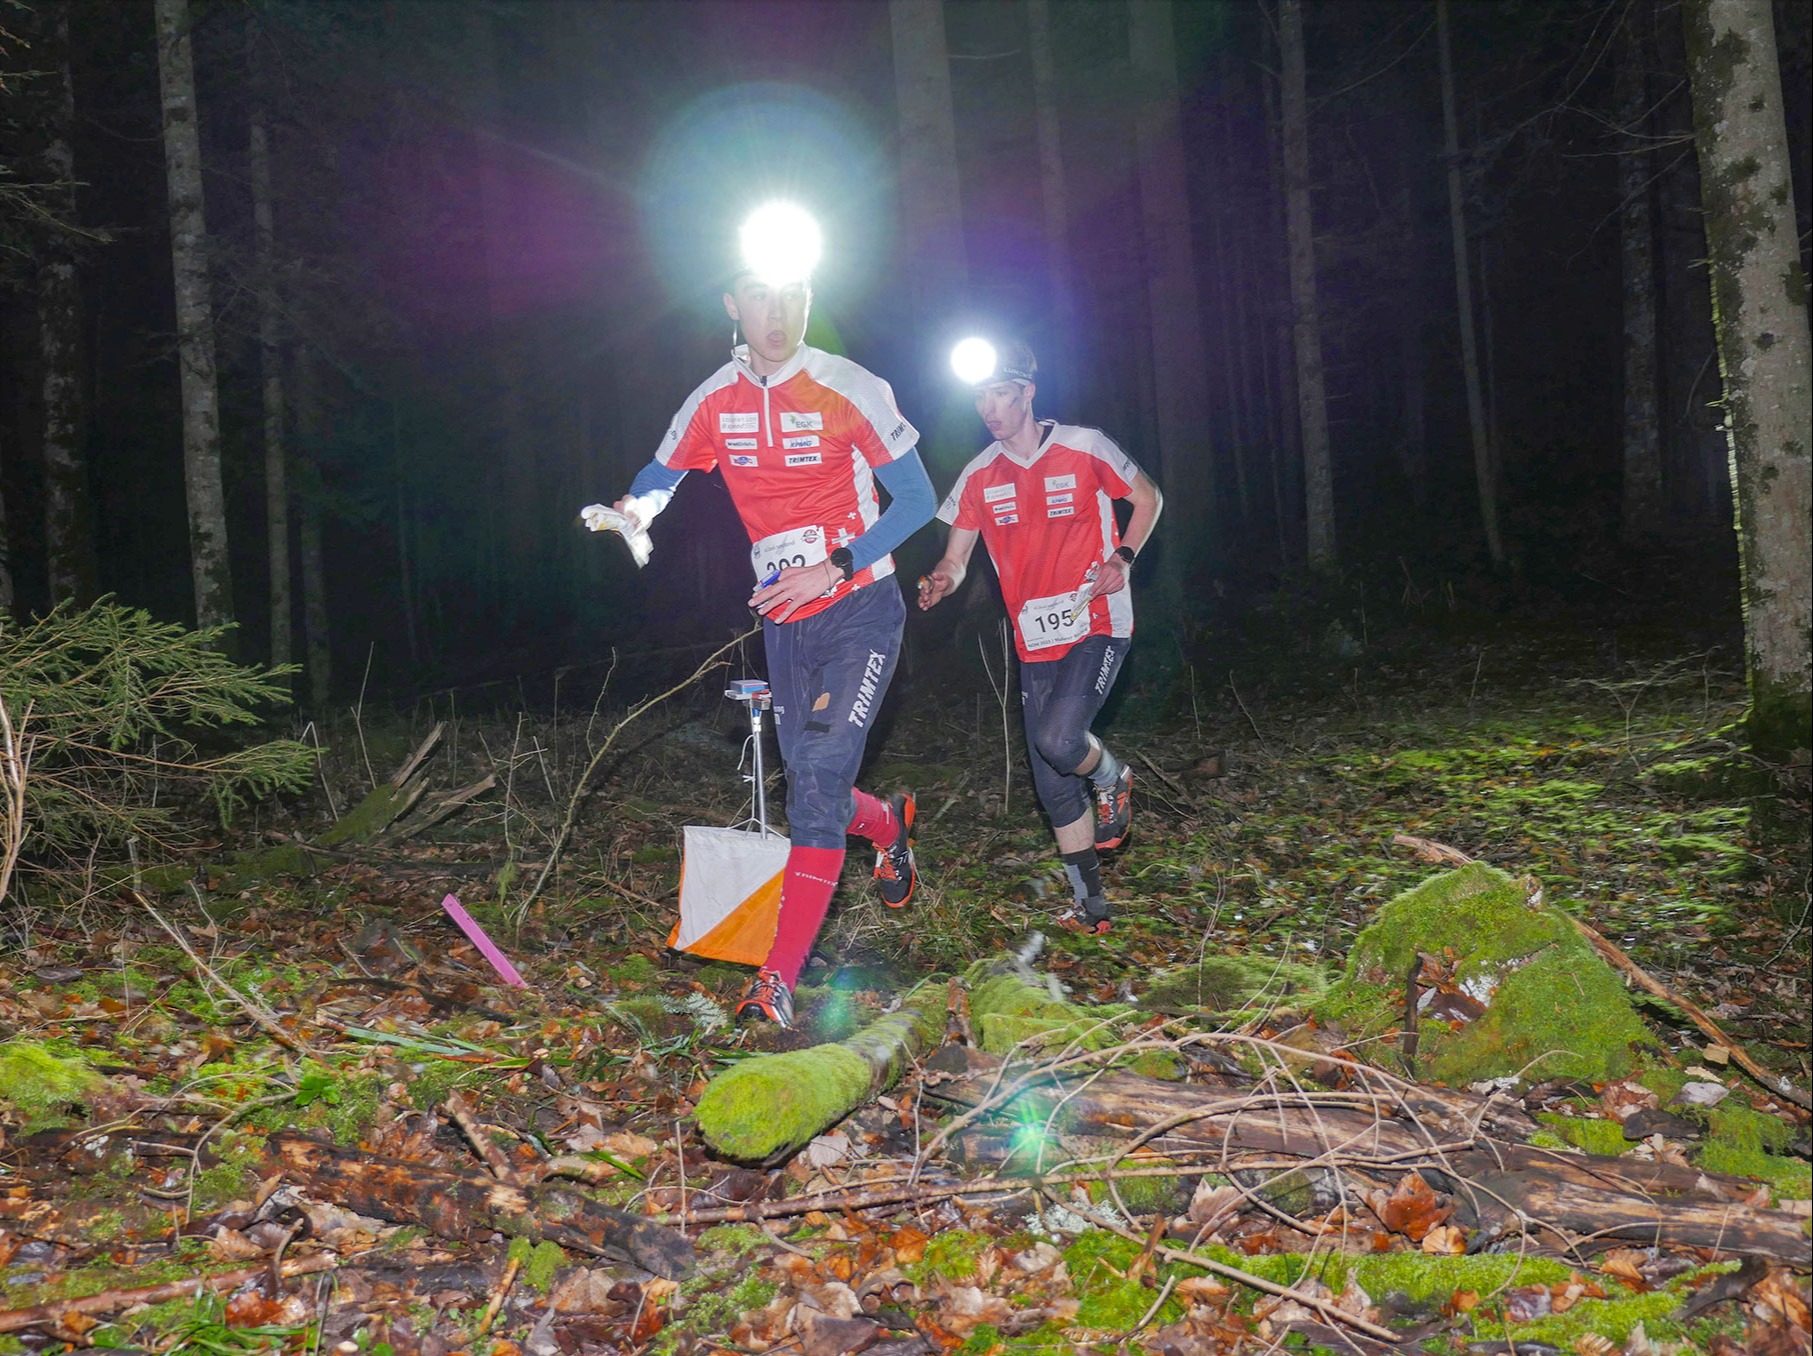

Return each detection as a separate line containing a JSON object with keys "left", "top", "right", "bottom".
{"left": 1016, "top": 590, "right": 1091, "bottom": 652}
{"left": 750, "top": 525, "right": 829, "bottom": 582}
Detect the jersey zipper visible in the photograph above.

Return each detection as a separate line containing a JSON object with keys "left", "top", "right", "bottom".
{"left": 760, "top": 376, "right": 772, "bottom": 449}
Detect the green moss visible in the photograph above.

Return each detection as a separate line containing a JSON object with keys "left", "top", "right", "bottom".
{"left": 607, "top": 955, "right": 659, "bottom": 986}
{"left": 520, "top": 1239, "right": 566, "bottom": 1293}
{"left": 966, "top": 968, "right": 1134, "bottom": 1056}
{"left": 1061, "top": 1232, "right": 1183, "bottom": 1330}
{"left": 1700, "top": 1104, "right": 1813, "bottom": 1198}
{"left": 904, "top": 1230, "right": 992, "bottom": 1284}
{"left": 697, "top": 1224, "right": 768, "bottom": 1257}
{"left": 317, "top": 781, "right": 413, "bottom": 846}
{"left": 1141, "top": 954, "right": 1327, "bottom": 1013}
{"left": 1327, "top": 864, "right": 1657, "bottom": 1083}
{"left": 693, "top": 1044, "right": 873, "bottom": 1161}
{"left": 1535, "top": 1113, "right": 1630, "bottom": 1157}
{"left": 0, "top": 1040, "right": 104, "bottom": 1131}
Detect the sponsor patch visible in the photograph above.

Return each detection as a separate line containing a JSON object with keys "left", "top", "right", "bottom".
{"left": 783, "top": 434, "right": 820, "bottom": 449}
{"left": 983, "top": 482, "right": 1016, "bottom": 503}
{"left": 780, "top": 411, "right": 823, "bottom": 432}
{"left": 724, "top": 437, "right": 758, "bottom": 451}
{"left": 786, "top": 452, "right": 823, "bottom": 467}
{"left": 994, "top": 513, "right": 1019, "bottom": 525}
{"left": 728, "top": 454, "right": 759, "bottom": 467}
{"left": 1047, "top": 506, "right": 1074, "bottom": 518}
{"left": 719, "top": 412, "right": 759, "bottom": 433}
{"left": 1044, "top": 473, "right": 1077, "bottom": 491}
{"left": 986, "top": 500, "right": 1017, "bottom": 515}
{"left": 1046, "top": 492, "right": 1073, "bottom": 505}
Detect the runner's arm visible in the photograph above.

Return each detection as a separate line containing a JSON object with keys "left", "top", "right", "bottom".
{"left": 919, "top": 526, "right": 980, "bottom": 610}
{"left": 844, "top": 449, "right": 936, "bottom": 575}
{"left": 1094, "top": 472, "right": 1163, "bottom": 598}
{"left": 612, "top": 459, "right": 688, "bottom": 527}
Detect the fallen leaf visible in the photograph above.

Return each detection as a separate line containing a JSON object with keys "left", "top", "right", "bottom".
{"left": 1420, "top": 1224, "right": 1466, "bottom": 1255}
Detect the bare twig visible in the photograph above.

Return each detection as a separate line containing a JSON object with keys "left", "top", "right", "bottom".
{"left": 521, "top": 627, "right": 757, "bottom": 910}
{"left": 445, "top": 1090, "right": 524, "bottom": 1183}
{"left": 146, "top": 892, "right": 318, "bottom": 1058}
{"left": 0, "top": 1254, "right": 337, "bottom": 1335}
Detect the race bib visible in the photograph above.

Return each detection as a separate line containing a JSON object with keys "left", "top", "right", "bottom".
{"left": 1017, "top": 589, "right": 1092, "bottom": 652}
{"left": 750, "top": 524, "right": 829, "bottom": 582}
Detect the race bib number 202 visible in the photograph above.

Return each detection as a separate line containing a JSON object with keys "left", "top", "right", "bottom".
{"left": 750, "top": 525, "right": 829, "bottom": 583}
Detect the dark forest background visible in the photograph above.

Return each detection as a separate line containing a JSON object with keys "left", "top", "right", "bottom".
{"left": 1, "top": 0, "right": 1809, "bottom": 702}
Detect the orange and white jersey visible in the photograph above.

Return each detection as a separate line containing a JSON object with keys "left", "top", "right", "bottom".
{"left": 656, "top": 343, "right": 919, "bottom": 622}
{"left": 939, "top": 422, "right": 1142, "bottom": 662}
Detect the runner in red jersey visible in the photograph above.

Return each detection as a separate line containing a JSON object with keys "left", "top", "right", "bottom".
{"left": 592, "top": 250, "right": 936, "bottom": 1027}
{"left": 920, "top": 341, "right": 1162, "bottom": 935}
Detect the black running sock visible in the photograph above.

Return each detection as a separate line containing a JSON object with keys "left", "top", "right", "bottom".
{"left": 1086, "top": 740, "right": 1124, "bottom": 791}
{"left": 1060, "top": 847, "right": 1103, "bottom": 904}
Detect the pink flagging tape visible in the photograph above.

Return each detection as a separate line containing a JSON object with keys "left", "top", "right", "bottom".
{"left": 440, "top": 893, "right": 528, "bottom": 988}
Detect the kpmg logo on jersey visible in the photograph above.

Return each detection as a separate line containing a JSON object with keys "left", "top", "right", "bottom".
{"left": 1044, "top": 474, "right": 1076, "bottom": 491}
{"left": 785, "top": 452, "right": 822, "bottom": 467}
{"left": 983, "top": 483, "right": 1016, "bottom": 503}
{"left": 1046, "top": 492, "right": 1073, "bottom": 505}
{"left": 725, "top": 438, "right": 758, "bottom": 451}
{"left": 780, "top": 412, "right": 823, "bottom": 432}
{"left": 719, "top": 412, "right": 759, "bottom": 433}
{"left": 783, "top": 435, "right": 820, "bottom": 450}
{"left": 728, "top": 454, "right": 759, "bottom": 467}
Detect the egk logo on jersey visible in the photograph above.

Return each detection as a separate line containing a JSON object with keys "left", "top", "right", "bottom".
{"left": 780, "top": 412, "right": 823, "bottom": 432}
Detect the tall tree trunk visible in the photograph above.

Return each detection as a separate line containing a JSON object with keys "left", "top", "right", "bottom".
{"left": 248, "top": 57, "right": 291, "bottom": 673}
{"left": 1277, "top": 0, "right": 1334, "bottom": 567}
{"left": 1618, "top": 10, "right": 1665, "bottom": 542}
{"left": 890, "top": 0, "right": 968, "bottom": 323}
{"left": 293, "top": 346, "right": 333, "bottom": 708}
{"left": 1129, "top": 0, "right": 1215, "bottom": 568}
{"left": 1263, "top": 74, "right": 1298, "bottom": 561}
{"left": 1026, "top": 0, "right": 1078, "bottom": 355}
{"left": 37, "top": 0, "right": 93, "bottom": 607}
{"left": 1683, "top": 0, "right": 1812, "bottom": 760}
{"left": 155, "top": 0, "right": 235, "bottom": 635}
{"left": 0, "top": 440, "right": 14, "bottom": 616}
{"left": 1437, "top": 0, "right": 1506, "bottom": 568}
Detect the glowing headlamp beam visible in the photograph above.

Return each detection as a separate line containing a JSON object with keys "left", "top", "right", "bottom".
{"left": 950, "top": 337, "right": 998, "bottom": 385}
{"left": 739, "top": 201, "right": 822, "bottom": 288}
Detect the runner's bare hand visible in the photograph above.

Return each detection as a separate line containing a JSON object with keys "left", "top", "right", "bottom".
{"left": 918, "top": 568, "right": 955, "bottom": 610}
{"left": 751, "top": 561, "right": 838, "bottom": 622}
{"left": 1093, "top": 555, "right": 1131, "bottom": 598}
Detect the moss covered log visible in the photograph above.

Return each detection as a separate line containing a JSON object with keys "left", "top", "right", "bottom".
{"left": 694, "top": 982, "right": 947, "bottom": 1162}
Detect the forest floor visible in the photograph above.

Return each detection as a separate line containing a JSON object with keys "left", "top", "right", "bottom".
{"left": 2, "top": 564, "right": 1809, "bottom": 1356}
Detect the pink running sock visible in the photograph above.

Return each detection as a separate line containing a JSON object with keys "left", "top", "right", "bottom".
{"left": 764, "top": 845, "right": 846, "bottom": 988}
{"left": 845, "top": 789, "right": 897, "bottom": 847}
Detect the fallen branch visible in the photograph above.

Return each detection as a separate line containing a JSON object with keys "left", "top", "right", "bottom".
{"left": 0, "top": 1253, "right": 337, "bottom": 1335}
{"left": 144, "top": 895, "right": 320, "bottom": 1059}
{"left": 521, "top": 626, "right": 757, "bottom": 910}
{"left": 694, "top": 980, "right": 948, "bottom": 1162}
{"left": 267, "top": 1132, "right": 693, "bottom": 1278}
{"left": 444, "top": 1089, "right": 524, "bottom": 1184}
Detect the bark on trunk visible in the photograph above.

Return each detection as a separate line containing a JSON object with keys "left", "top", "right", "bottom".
{"left": 0, "top": 448, "right": 13, "bottom": 615}
{"left": 927, "top": 1052, "right": 1810, "bottom": 1262}
{"left": 37, "top": 0, "right": 93, "bottom": 607}
{"left": 694, "top": 983, "right": 949, "bottom": 1162}
{"left": 1027, "top": 0, "right": 1078, "bottom": 351}
{"left": 890, "top": 0, "right": 968, "bottom": 321}
{"left": 1130, "top": 0, "right": 1215, "bottom": 560}
{"left": 266, "top": 1133, "right": 694, "bottom": 1278}
{"left": 1619, "top": 11, "right": 1666, "bottom": 542}
{"left": 249, "top": 71, "right": 291, "bottom": 674}
{"left": 293, "top": 347, "right": 332, "bottom": 707}
{"left": 1437, "top": 0, "right": 1506, "bottom": 568}
{"left": 155, "top": 0, "right": 235, "bottom": 634}
{"left": 1683, "top": 0, "right": 1812, "bottom": 760}
{"left": 1278, "top": 0, "right": 1335, "bottom": 567}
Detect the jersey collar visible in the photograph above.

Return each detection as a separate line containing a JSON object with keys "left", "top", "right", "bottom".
{"left": 732, "top": 342, "right": 810, "bottom": 386}
{"left": 997, "top": 420, "right": 1058, "bottom": 468}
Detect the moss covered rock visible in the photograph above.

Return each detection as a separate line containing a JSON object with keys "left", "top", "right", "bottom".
{"left": 0, "top": 1041, "right": 105, "bottom": 1132}
{"left": 1324, "top": 863, "right": 1657, "bottom": 1084}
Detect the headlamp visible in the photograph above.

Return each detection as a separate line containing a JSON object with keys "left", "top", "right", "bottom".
{"left": 738, "top": 200, "right": 822, "bottom": 288}
{"left": 951, "top": 336, "right": 1035, "bottom": 386}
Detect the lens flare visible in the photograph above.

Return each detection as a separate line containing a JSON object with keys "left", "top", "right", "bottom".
{"left": 950, "top": 337, "right": 998, "bottom": 385}
{"left": 739, "top": 201, "right": 822, "bottom": 287}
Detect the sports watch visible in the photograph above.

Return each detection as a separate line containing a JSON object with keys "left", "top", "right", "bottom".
{"left": 1113, "top": 545, "right": 1136, "bottom": 565}
{"left": 829, "top": 546, "right": 855, "bottom": 581}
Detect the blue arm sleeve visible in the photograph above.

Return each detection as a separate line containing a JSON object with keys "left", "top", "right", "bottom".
{"left": 628, "top": 459, "right": 687, "bottom": 500}
{"left": 848, "top": 449, "right": 936, "bottom": 575}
